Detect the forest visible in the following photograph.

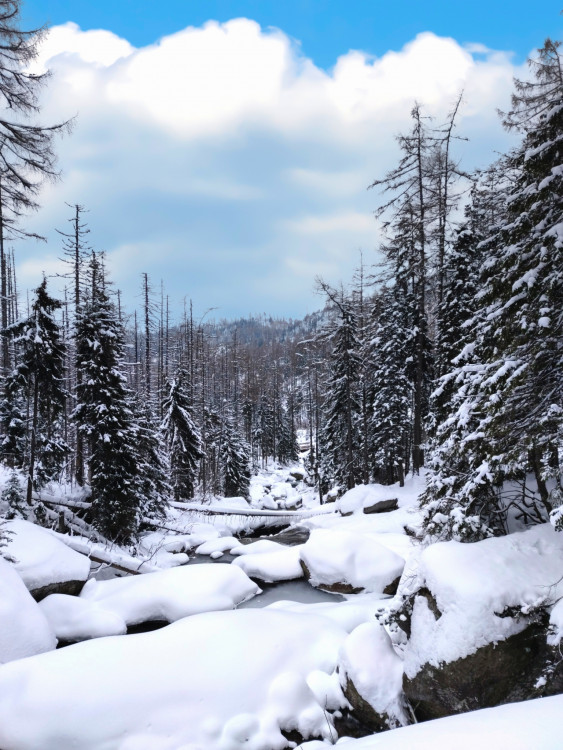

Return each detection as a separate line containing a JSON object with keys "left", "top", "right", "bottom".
{"left": 0, "top": 1, "right": 561, "bottom": 749}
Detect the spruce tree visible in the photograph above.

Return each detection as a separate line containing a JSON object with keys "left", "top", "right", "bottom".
{"left": 369, "top": 284, "right": 411, "bottom": 485}
{"left": 133, "top": 400, "right": 170, "bottom": 521}
{"left": 2, "top": 278, "right": 68, "bottom": 503}
{"left": 161, "top": 371, "right": 203, "bottom": 501}
{"left": 73, "top": 255, "right": 140, "bottom": 543}
{"left": 320, "top": 284, "right": 362, "bottom": 491}
{"left": 220, "top": 416, "right": 251, "bottom": 498}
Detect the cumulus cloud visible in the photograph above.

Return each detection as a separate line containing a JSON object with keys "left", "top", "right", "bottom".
{"left": 17, "top": 19, "right": 523, "bottom": 319}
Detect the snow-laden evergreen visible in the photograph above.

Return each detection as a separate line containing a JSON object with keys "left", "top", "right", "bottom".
{"left": 73, "top": 256, "right": 140, "bottom": 543}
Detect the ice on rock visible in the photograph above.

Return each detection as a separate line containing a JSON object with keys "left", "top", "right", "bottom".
{"left": 300, "top": 529, "right": 405, "bottom": 593}
{"left": 0, "top": 557, "right": 57, "bottom": 664}
{"left": 79, "top": 563, "right": 261, "bottom": 626}
{"left": 4, "top": 519, "right": 91, "bottom": 594}
{"left": 0, "top": 609, "right": 349, "bottom": 750}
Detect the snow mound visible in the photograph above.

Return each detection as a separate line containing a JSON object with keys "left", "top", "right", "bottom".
{"left": 300, "top": 529, "right": 405, "bottom": 593}
{"left": 336, "top": 474, "right": 426, "bottom": 516}
{"left": 0, "top": 609, "right": 348, "bottom": 750}
{"left": 230, "top": 539, "right": 288, "bottom": 556}
{"left": 405, "top": 523, "right": 563, "bottom": 677}
{"left": 195, "top": 536, "right": 239, "bottom": 556}
{"left": 268, "top": 594, "right": 388, "bottom": 633}
{"left": 5, "top": 519, "right": 91, "bottom": 593}
{"left": 39, "top": 594, "right": 127, "bottom": 642}
{"left": 339, "top": 622, "right": 409, "bottom": 728}
{"left": 79, "top": 563, "right": 261, "bottom": 626}
{"left": 0, "top": 557, "right": 57, "bottom": 664}
{"left": 340, "top": 694, "right": 563, "bottom": 749}
{"left": 232, "top": 545, "right": 304, "bottom": 582}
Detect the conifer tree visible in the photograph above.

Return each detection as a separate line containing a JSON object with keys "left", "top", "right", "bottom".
{"left": 220, "top": 416, "right": 251, "bottom": 498}
{"left": 369, "top": 284, "right": 411, "bottom": 485}
{"left": 161, "top": 371, "right": 203, "bottom": 501}
{"left": 73, "top": 255, "right": 140, "bottom": 543}
{"left": 319, "top": 283, "right": 362, "bottom": 491}
{"left": 2, "top": 278, "right": 68, "bottom": 503}
{"left": 2, "top": 467, "right": 25, "bottom": 517}
{"left": 133, "top": 400, "right": 170, "bottom": 520}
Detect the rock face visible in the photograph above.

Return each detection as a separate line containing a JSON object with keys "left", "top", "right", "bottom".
{"left": 363, "top": 498, "right": 398, "bottom": 515}
{"left": 404, "top": 615, "right": 563, "bottom": 721}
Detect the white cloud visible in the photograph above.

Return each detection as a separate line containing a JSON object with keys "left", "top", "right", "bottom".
{"left": 16, "top": 19, "right": 523, "bottom": 319}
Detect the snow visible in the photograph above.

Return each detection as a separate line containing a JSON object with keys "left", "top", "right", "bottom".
{"left": 79, "top": 563, "right": 261, "bottom": 626}
{"left": 268, "top": 593, "right": 388, "bottom": 633}
{"left": 39, "top": 593, "right": 127, "bottom": 642}
{"left": 336, "top": 473, "right": 426, "bottom": 517}
{"left": 232, "top": 545, "right": 304, "bottom": 582}
{"left": 337, "top": 695, "right": 563, "bottom": 749}
{"left": 0, "top": 609, "right": 348, "bottom": 750}
{"left": 0, "top": 557, "right": 57, "bottom": 664}
{"left": 404, "top": 523, "right": 563, "bottom": 677}
{"left": 300, "top": 529, "right": 405, "bottom": 593}
{"left": 339, "top": 622, "right": 409, "bottom": 728}
{"left": 4, "top": 519, "right": 91, "bottom": 592}
{"left": 548, "top": 598, "right": 563, "bottom": 646}
{"left": 195, "top": 535, "right": 239, "bottom": 555}
{"left": 230, "top": 539, "right": 289, "bottom": 556}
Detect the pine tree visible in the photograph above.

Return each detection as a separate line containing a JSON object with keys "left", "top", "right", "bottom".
{"left": 220, "top": 416, "right": 251, "bottom": 498}
{"left": 421, "top": 41, "right": 563, "bottom": 539}
{"left": 73, "top": 255, "right": 140, "bottom": 543}
{"left": 369, "top": 284, "right": 411, "bottom": 485}
{"left": 319, "top": 284, "right": 362, "bottom": 491}
{"left": 133, "top": 400, "right": 170, "bottom": 521}
{"left": 2, "top": 278, "right": 68, "bottom": 503}
{"left": 1, "top": 468, "right": 25, "bottom": 518}
{"left": 277, "top": 408, "right": 299, "bottom": 465}
{"left": 161, "top": 371, "right": 203, "bottom": 501}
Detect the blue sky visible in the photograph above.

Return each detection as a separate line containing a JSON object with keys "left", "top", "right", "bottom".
{"left": 23, "top": 1, "right": 563, "bottom": 69}
{"left": 15, "top": 1, "right": 563, "bottom": 322}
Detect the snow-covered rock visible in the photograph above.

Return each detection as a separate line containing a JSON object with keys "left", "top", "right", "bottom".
{"left": 232, "top": 545, "right": 304, "bottom": 582}
{"left": 79, "top": 563, "right": 261, "bottom": 626}
{"left": 402, "top": 523, "right": 563, "bottom": 720}
{"left": 0, "top": 609, "right": 349, "bottom": 750}
{"left": 39, "top": 594, "right": 127, "bottom": 643}
{"left": 300, "top": 529, "right": 405, "bottom": 594}
{"left": 4, "top": 519, "right": 91, "bottom": 599}
{"left": 230, "top": 539, "right": 288, "bottom": 555}
{"left": 195, "top": 536, "right": 239, "bottom": 556}
{"left": 404, "top": 523, "right": 563, "bottom": 676}
{"left": 339, "top": 622, "right": 410, "bottom": 732}
{"left": 0, "top": 557, "right": 57, "bottom": 664}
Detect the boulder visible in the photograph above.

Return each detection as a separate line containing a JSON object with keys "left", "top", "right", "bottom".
{"left": 4, "top": 520, "right": 91, "bottom": 601}
{"left": 299, "top": 528, "right": 405, "bottom": 594}
{"left": 339, "top": 622, "right": 411, "bottom": 732}
{"left": 289, "top": 468, "right": 306, "bottom": 481}
{"left": 404, "top": 614, "right": 563, "bottom": 721}
{"left": 364, "top": 498, "right": 399, "bottom": 515}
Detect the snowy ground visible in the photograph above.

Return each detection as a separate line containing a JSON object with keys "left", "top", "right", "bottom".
{"left": 0, "top": 463, "right": 561, "bottom": 749}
